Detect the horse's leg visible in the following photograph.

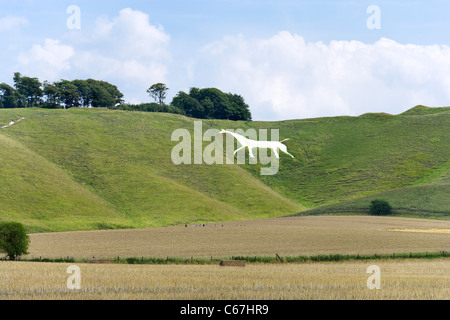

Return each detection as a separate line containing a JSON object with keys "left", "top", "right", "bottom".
{"left": 248, "top": 146, "right": 256, "bottom": 158}
{"left": 272, "top": 148, "right": 279, "bottom": 159}
{"left": 281, "top": 149, "right": 295, "bottom": 158}
{"left": 233, "top": 145, "right": 245, "bottom": 155}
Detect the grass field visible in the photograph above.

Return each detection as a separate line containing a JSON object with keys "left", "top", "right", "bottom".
{"left": 296, "top": 168, "right": 450, "bottom": 218}
{"left": 27, "top": 216, "right": 450, "bottom": 260}
{"left": 0, "top": 108, "right": 303, "bottom": 232}
{"left": 0, "top": 259, "right": 448, "bottom": 299}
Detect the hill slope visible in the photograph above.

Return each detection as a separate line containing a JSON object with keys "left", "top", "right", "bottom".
{"left": 242, "top": 106, "right": 450, "bottom": 209}
{"left": 0, "top": 108, "right": 303, "bottom": 232}
{"left": 0, "top": 105, "right": 449, "bottom": 232}
{"left": 293, "top": 158, "right": 450, "bottom": 218}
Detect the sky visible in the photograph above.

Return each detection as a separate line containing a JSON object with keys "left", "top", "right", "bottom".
{"left": 1, "top": 0, "right": 450, "bottom": 120}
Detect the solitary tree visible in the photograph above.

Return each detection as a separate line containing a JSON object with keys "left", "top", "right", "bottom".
{"left": 0, "top": 222, "right": 30, "bottom": 260}
{"left": 147, "top": 83, "right": 168, "bottom": 105}
{"left": 369, "top": 200, "right": 392, "bottom": 216}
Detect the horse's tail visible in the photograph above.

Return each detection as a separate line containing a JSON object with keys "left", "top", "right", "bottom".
{"left": 280, "top": 138, "right": 289, "bottom": 143}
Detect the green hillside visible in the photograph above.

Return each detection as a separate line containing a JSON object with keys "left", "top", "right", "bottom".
{"left": 243, "top": 107, "right": 450, "bottom": 208}
{"left": 293, "top": 158, "right": 450, "bottom": 218}
{"left": 0, "top": 108, "right": 303, "bottom": 232}
{"left": 0, "top": 105, "right": 449, "bottom": 232}
{"left": 401, "top": 104, "right": 450, "bottom": 115}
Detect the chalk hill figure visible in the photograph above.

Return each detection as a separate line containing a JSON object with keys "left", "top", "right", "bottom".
{"left": 218, "top": 129, "right": 294, "bottom": 159}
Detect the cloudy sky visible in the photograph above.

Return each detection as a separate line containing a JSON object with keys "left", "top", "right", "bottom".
{"left": 1, "top": 0, "right": 450, "bottom": 120}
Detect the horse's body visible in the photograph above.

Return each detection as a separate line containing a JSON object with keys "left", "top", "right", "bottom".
{"left": 218, "top": 130, "right": 294, "bottom": 159}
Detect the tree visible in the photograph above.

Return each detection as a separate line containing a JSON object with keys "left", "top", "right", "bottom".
{"left": 199, "top": 98, "right": 214, "bottom": 118}
{"left": 42, "top": 81, "right": 61, "bottom": 108}
{"left": 86, "top": 79, "right": 124, "bottom": 108}
{"left": 72, "top": 79, "right": 92, "bottom": 107}
{"left": 147, "top": 83, "right": 168, "bottom": 105}
{"left": 13, "top": 72, "right": 21, "bottom": 90}
{"left": 87, "top": 80, "right": 112, "bottom": 108}
{"left": 196, "top": 88, "right": 230, "bottom": 119}
{"left": 96, "top": 80, "right": 124, "bottom": 107}
{"left": 0, "top": 222, "right": 30, "bottom": 260}
{"left": 0, "top": 83, "right": 25, "bottom": 108}
{"left": 226, "top": 93, "right": 252, "bottom": 121}
{"left": 369, "top": 200, "right": 392, "bottom": 216}
{"left": 13, "top": 72, "right": 43, "bottom": 107}
{"left": 54, "top": 80, "right": 80, "bottom": 109}
{"left": 171, "top": 91, "right": 204, "bottom": 118}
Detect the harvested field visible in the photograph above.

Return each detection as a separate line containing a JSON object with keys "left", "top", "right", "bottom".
{"left": 27, "top": 216, "right": 450, "bottom": 259}
{"left": 219, "top": 260, "right": 246, "bottom": 267}
{"left": 0, "top": 259, "right": 448, "bottom": 299}
{"left": 389, "top": 228, "right": 450, "bottom": 234}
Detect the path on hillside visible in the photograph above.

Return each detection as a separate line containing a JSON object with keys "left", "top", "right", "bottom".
{"left": 0, "top": 116, "right": 26, "bottom": 129}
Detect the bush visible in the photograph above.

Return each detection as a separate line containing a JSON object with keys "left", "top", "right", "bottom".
{"left": 0, "top": 222, "right": 30, "bottom": 260}
{"left": 369, "top": 200, "right": 392, "bottom": 216}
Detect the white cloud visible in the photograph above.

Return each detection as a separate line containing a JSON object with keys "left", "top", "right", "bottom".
{"left": 16, "top": 8, "right": 170, "bottom": 102}
{"left": 194, "top": 32, "right": 450, "bottom": 120}
{"left": 0, "top": 15, "right": 28, "bottom": 31}
{"left": 71, "top": 8, "right": 170, "bottom": 86}
{"left": 18, "top": 39, "right": 75, "bottom": 80}
{"left": 71, "top": 9, "right": 171, "bottom": 102}
{"left": 93, "top": 8, "right": 170, "bottom": 60}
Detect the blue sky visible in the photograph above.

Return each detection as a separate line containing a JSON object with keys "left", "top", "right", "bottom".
{"left": 1, "top": 0, "right": 450, "bottom": 120}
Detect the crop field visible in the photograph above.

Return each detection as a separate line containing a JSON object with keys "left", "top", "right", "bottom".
{"left": 2, "top": 213, "right": 449, "bottom": 301}
{"left": 27, "top": 216, "right": 450, "bottom": 259}
{"left": 0, "top": 259, "right": 448, "bottom": 299}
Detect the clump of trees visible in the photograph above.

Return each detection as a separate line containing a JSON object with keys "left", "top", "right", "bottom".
{"left": 0, "top": 222, "right": 30, "bottom": 261}
{"left": 116, "top": 85, "right": 252, "bottom": 121}
{"left": 0, "top": 72, "right": 124, "bottom": 109}
{"left": 124, "top": 83, "right": 252, "bottom": 121}
{"left": 171, "top": 87, "right": 252, "bottom": 121}
{"left": 1, "top": 74, "right": 253, "bottom": 121}
{"left": 369, "top": 200, "right": 392, "bottom": 216}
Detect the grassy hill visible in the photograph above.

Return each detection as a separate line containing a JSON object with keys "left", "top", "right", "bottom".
{"left": 400, "top": 104, "right": 450, "bottom": 115}
{"left": 287, "top": 106, "right": 450, "bottom": 219}
{"left": 243, "top": 106, "right": 450, "bottom": 209}
{"left": 0, "top": 108, "right": 303, "bottom": 232}
{"left": 0, "top": 105, "right": 449, "bottom": 232}
{"left": 292, "top": 158, "right": 450, "bottom": 219}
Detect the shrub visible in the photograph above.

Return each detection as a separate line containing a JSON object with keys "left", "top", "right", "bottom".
{"left": 0, "top": 222, "right": 30, "bottom": 260}
{"left": 369, "top": 200, "right": 392, "bottom": 216}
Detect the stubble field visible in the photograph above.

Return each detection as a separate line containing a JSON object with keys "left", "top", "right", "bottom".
{"left": 1, "top": 215, "right": 448, "bottom": 300}
{"left": 27, "top": 216, "right": 450, "bottom": 259}
{"left": 0, "top": 259, "right": 448, "bottom": 299}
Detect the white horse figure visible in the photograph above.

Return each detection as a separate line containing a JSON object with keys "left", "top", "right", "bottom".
{"left": 218, "top": 129, "right": 294, "bottom": 159}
